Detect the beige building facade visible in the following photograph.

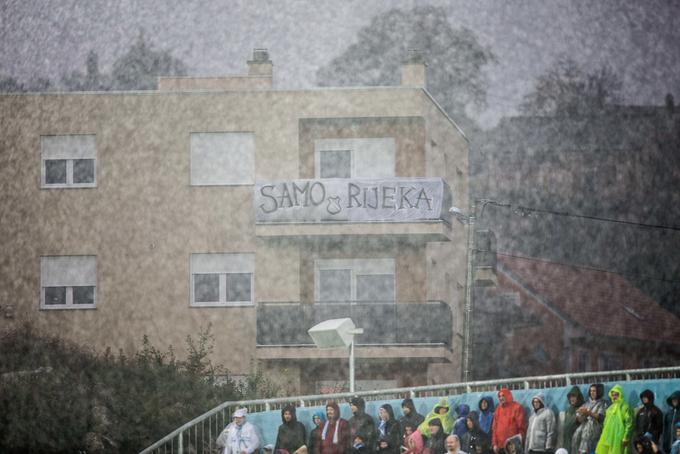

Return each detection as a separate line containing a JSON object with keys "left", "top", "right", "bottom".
{"left": 0, "top": 51, "right": 470, "bottom": 395}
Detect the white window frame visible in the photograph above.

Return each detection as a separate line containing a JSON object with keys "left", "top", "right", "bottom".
{"left": 41, "top": 135, "right": 97, "bottom": 189}
{"left": 314, "top": 138, "right": 395, "bottom": 179}
{"left": 40, "top": 255, "right": 97, "bottom": 310}
{"left": 190, "top": 253, "right": 255, "bottom": 307}
{"left": 190, "top": 132, "right": 255, "bottom": 186}
{"left": 314, "top": 258, "right": 395, "bottom": 303}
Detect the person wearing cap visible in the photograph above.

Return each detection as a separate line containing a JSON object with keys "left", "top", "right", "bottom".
{"left": 492, "top": 388, "right": 526, "bottom": 454}
{"left": 217, "top": 408, "right": 262, "bottom": 454}
{"left": 634, "top": 390, "right": 663, "bottom": 444}
{"left": 595, "top": 385, "right": 633, "bottom": 454}
{"left": 349, "top": 396, "right": 375, "bottom": 451}
{"left": 276, "top": 404, "right": 307, "bottom": 454}
{"left": 315, "top": 401, "right": 350, "bottom": 454}
{"left": 525, "top": 393, "right": 555, "bottom": 454}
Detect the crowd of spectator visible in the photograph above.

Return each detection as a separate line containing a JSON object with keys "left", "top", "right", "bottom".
{"left": 216, "top": 385, "right": 680, "bottom": 454}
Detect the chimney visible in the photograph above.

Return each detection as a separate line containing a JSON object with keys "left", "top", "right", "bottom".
{"left": 400, "top": 49, "right": 427, "bottom": 87}
{"left": 247, "top": 48, "right": 273, "bottom": 76}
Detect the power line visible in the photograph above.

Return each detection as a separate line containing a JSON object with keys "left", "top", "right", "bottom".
{"left": 494, "top": 250, "right": 680, "bottom": 285}
{"left": 481, "top": 200, "right": 680, "bottom": 232}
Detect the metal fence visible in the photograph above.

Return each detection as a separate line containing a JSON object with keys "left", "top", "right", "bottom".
{"left": 140, "top": 366, "right": 680, "bottom": 454}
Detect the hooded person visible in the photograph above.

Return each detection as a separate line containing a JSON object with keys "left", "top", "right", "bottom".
{"left": 316, "top": 401, "right": 350, "bottom": 454}
{"left": 461, "top": 411, "right": 491, "bottom": 454}
{"left": 634, "top": 390, "right": 663, "bottom": 444}
{"left": 376, "top": 403, "right": 402, "bottom": 454}
{"left": 349, "top": 396, "right": 376, "bottom": 451}
{"left": 572, "top": 383, "right": 608, "bottom": 454}
{"left": 309, "top": 410, "right": 327, "bottom": 454}
{"left": 671, "top": 422, "right": 680, "bottom": 454}
{"left": 595, "top": 384, "right": 634, "bottom": 454}
{"left": 492, "top": 388, "right": 526, "bottom": 454}
{"left": 478, "top": 397, "right": 496, "bottom": 438}
{"left": 424, "top": 418, "right": 447, "bottom": 454}
{"left": 419, "top": 397, "right": 455, "bottom": 438}
{"left": 351, "top": 433, "right": 370, "bottom": 454}
{"left": 400, "top": 398, "right": 426, "bottom": 435}
{"left": 525, "top": 393, "right": 556, "bottom": 454}
{"left": 664, "top": 391, "right": 680, "bottom": 453}
{"left": 558, "top": 386, "right": 585, "bottom": 453}
{"left": 504, "top": 435, "right": 523, "bottom": 454}
{"left": 276, "top": 404, "right": 307, "bottom": 454}
{"left": 217, "top": 408, "right": 262, "bottom": 454}
{"left": 454, "top": 405, "right": 472, "bottom": 439}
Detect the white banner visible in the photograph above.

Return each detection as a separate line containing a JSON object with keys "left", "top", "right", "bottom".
{"left": 254, "top": 178, "right": 451, "bottom": 223}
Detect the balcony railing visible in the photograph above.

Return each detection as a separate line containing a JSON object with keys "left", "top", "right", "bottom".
{"left": 256, "top": 301, "right": 452, "bottom": 346}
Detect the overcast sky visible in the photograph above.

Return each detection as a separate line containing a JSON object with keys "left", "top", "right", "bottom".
{"left": 2, "top": 0, "right": 679, "bottom": 128}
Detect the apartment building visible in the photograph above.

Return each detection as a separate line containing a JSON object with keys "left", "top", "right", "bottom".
{"left": 0, "top": 50, "right": 470, "bottom": 394}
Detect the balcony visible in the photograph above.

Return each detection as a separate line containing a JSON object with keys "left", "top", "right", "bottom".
{"left": 255, "top": 301, "right": 453, "bottom": 361}
{"left": 253, "top": 178, "right": 454, "bottom": 241}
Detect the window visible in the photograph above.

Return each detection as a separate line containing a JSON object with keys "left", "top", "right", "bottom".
{"left": 314, "top": 258, "right": 395, "bottom": 302}
{"left": 577, "top": 350, "right": 590, "bottom": 372}
{"left": 190, "top": 132, "right": 255, "bottom": 185}
{"left": 40, "top": 256, "right": 96, "bottom": 309}
{"left": 314, "top": 138, "right": 395, "bottom": 179}
{"left": 41, "top": 135, "right": 96, "bottom": 188}
{"left": 190, "top": 253, "right": 254, "bottom": 306}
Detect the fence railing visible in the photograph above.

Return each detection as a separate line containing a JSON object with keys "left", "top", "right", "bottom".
{"left": 140, "top": 366, "right": 680, "bottom": 454}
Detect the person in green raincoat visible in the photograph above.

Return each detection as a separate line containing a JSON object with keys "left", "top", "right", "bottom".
{"left": 596, "top": 385, "right": 633, "bottom": 454}
{"left": 558, "top": 386, "right": 585, "bottom": 453}
{"left": 419, "top": 397, "right": 455, "bottom": 438}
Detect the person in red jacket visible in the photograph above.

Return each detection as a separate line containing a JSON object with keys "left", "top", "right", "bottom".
{"left": 492, "top": 388, "right": 527, "bottom": 454}
{"left": 316, "top": 401, "right": 350, "bottom": 454}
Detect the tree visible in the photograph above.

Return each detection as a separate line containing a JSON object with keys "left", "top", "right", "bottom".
{"left": 316, "top": 6, "right": 495, "bottom": 130}
{"left": 520, "top": 57, "right": 623, "bottom": 116}
{"left": 111, "top": 32, "right": 187, "bottom": 90}
{"left": 62, "top": 50, "right": 110, "bottom": 91}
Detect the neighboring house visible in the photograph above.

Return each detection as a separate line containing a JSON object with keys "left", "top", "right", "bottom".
{"left": 0, "top": 49, "right": 470, "bottom": 395}
{"left": 473, "top": 254, "right": 680, "bottom": 379}
{"left": 471, "top": 103, "right": 680, "bottom": 315}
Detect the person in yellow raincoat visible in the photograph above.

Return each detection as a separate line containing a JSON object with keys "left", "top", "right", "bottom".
{"left": 419, "top": 397, "right": 455, "bottom": 438}
{"left": 596, "top": 385, "right": 633, "bottom": 454}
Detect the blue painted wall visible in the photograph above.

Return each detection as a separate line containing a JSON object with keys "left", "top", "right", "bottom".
{"left": 241, "top": 379, "right": 680, "bottom": 447}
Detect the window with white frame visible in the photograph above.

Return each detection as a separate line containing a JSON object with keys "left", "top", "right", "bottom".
{"left": 190, "top": 132, "right": 255, "bottom": 185}
{"left": 190, "top": 253, "right": 254, "bottom": 306}
{"left": 314, "top": 258, "right": 395, "bottom": 303}
{"left": 41, "top": 135, "right": 96, "bottom": 188}
{"left": 40, "top": 256, "right": 96, "bottom": 309}
{"left": 314, "top": 138, "right": 395, "bottom": 179}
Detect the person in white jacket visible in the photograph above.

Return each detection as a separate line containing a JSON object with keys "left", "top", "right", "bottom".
{"left": 217, "top": 408, "right": 262, "bottom": 454}
{"left": 525, "top": 393, "right": 556, "bottom": 454}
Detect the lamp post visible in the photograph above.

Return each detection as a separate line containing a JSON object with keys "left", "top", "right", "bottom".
{"left": 308, "top": 318, "right": 364, "bottom": 392}
{"left": 450, "top": 199, "right": 508, "bottom": 383}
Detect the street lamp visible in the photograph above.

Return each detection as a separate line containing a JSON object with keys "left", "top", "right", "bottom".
{"left": 449, "top": 199, "right": 508, "bottom": 382}
{"left": 308, "top": 318, "right": 364, "bottom": 392}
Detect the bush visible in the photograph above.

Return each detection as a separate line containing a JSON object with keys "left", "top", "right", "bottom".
{"left": 0, "top": 323, "right": 277, "bottom": 453}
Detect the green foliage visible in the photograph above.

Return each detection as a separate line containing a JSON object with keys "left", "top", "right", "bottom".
{"left": 520, "top": 57, "right": 623, "bottom": 116}
{"left": 316, "top": 5, "right": 495, "bottom": 130}
{"left": 110, "top": 32, "right": 187, "bottom": 90}
{"left": 0, "top": 323, "right": 277, "bottom": 453}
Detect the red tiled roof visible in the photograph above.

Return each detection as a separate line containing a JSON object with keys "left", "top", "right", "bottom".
{"left": 497, "top": 255, "right": 680, "bottom": 344}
